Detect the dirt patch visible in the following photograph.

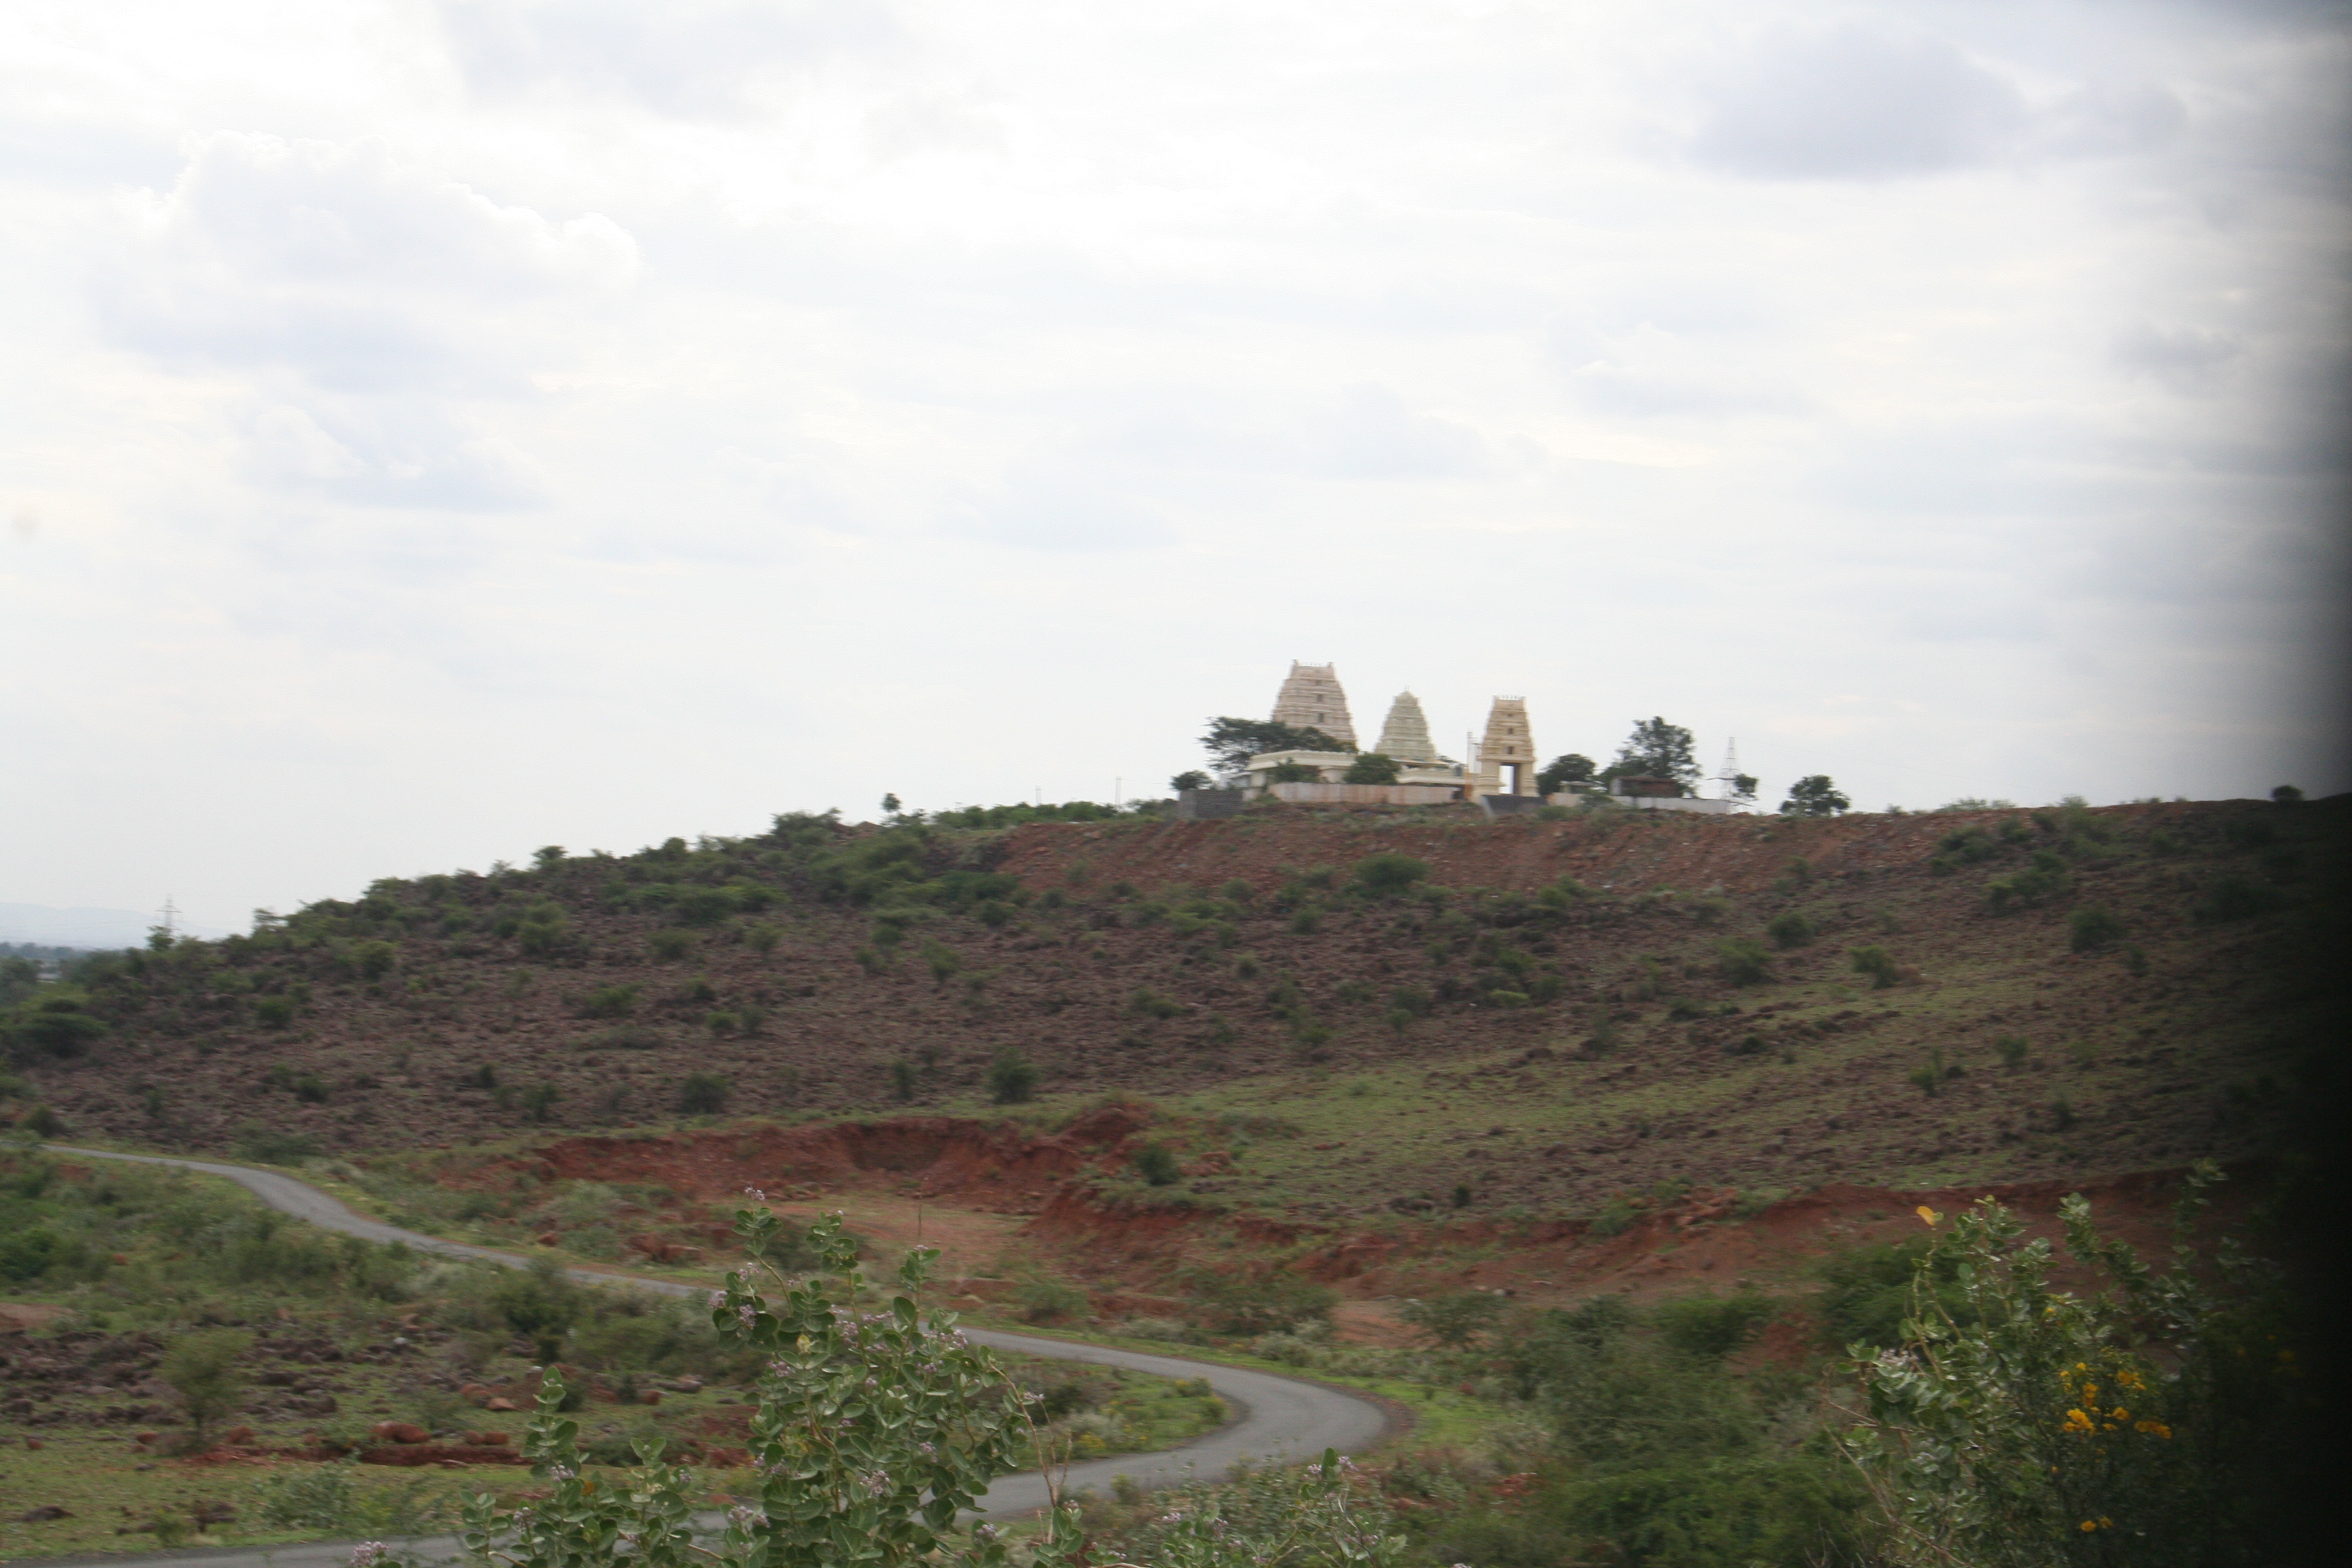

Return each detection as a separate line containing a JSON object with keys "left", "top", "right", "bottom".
{"left": 0, "top": 1303, "right": 69, "bottom": 1335}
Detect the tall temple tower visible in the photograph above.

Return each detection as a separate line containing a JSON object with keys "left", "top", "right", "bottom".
{"left": 1475, "top": 697, "right": 1535, "bottom": 796}
{"left": 1270, "top": 662, "right": 1357, "bottom": 748}
{"left": 1373, "top": 691, "right": 1441, "bottom": 762}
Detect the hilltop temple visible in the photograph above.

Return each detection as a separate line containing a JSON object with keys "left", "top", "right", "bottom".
{"left": 1203, "top": 661, "right": 1747, "bottom": 815}
{"left": 1237, "top": 664, "right": 1538, "bottom": 798}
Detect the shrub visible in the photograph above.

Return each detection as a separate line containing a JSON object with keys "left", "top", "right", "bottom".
{"left": 253, "top": 994, "right": 296, "bottom": 1028}
{"left": 1128, "top": 987, "right": 1183, "bottom": 1019}
{"left": 1842, "top": 1168, "right": 2303, "bottom": 1566}
{"left": 676, "top": 1073, "right": 730, "bottom": 1115}
{"left": 1716, "top": 938, "right": 1773, "bottom": 986}
{"left": 889, "top": 1059, "right": 916, "bottom": 1101}
{"left": 1399, "top": 1290, "right": 1505, "bottom": 1348}
{"left": 1352, "top": 851, "right": 1431, "bottom": 896}
{"left": 0, "top": 1225, "right": 69, "bottom": 1283}
{"left": 1015, "top": 1273, "right": 1090, "bottom": 1324}
{"left": 1850, "top": 945, "right": 1901, "bottom": 988}
{"left": 2191, "top": 875, "right": 2287, "bottom": 924}
{"left": 647, "top": 930, "right": 694, "bottom": 961}
{"left": 161, "top": 1328, "right": 252, "bottom": 1438}
{"left": 1131, "top": 1143, "right": 1181, "bottom": 1186}
{"left": 521, "top": 1082, "right": 561, "bottom": 1122}
{"left": 1996, "top": 1034, "right": 2030, "bottom": 1068}
{"left": 1342, "top": 752, "right": 1401, "bottom": 784}
{"left": 515, "top": 903, "right": 570, "bottom": 956}
{"left": 233, "top": 1124, "right": 318, "bottom": 1162}
{"left": 988, "top": 1046, "right": 1039, "bottom": 1104}
{"left": 1765, "top": 911, "right": 1816, "bottom": 949}
{"left": 1181, "top": 1269, "right": 1338, "bottom": 1335}
{"left": 3, "top": 994, "right": 108, "bottom": 1062}
{"left": 2067, "top": 904, "right": 2126, "bottom": 951}
{"left": 1652, "top": 1292, "right": 1776, "bottom": 1357}
{"left": 744, "top": 923, "right": 783, "bottom": 958}
{"left": 921, "top": 939, "right": 961, "bottom": 985}
{"left": 1390, "top": 983, "right": 1433, "bottom": 1017}
{"left": 491, "top": 1258, "right": 581, "bottom": 1361}
{"left": 580, "top": 983, "right": 640, "bottom": 1019}
{"left": 1986, "top": 851, "right": 2070, "bottom": 911}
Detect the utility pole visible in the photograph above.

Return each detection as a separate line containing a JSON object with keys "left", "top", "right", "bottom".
{"left": 157, "top": 895, "right": 178, "bottom": 941}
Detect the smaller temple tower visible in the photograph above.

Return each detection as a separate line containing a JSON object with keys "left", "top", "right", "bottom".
{"left": 1475, "top": 697, "right": 1535, "bottom": 797}
{"left": 1373, "top": 691, "right": 1441, "bottom": 763}
{"left": 1271, "top": 662, "right": 1357, "bottom": 748}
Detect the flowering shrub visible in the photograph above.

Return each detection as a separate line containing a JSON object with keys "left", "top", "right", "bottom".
{"left": 1082, "top": 1456, "right": 1404, "bottom": 1568}
{"left": 1841, "top": 1163, "right": 2302, "bottom": 1567}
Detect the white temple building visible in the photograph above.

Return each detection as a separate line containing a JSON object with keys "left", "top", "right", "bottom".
{"left": 1227, "top": 664, "right": 1748, "bottom": 811}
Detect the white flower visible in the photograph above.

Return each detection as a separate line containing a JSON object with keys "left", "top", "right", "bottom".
{"left": 709, "top": 1291, "right": 728, "bottom": 1309}
{"left": 727, "top": 1505, "right": 765, "bottom": 1529}
{"left": 349, "top": 1542, "right": 391, "bottom": 1568}
{"left": 547, "top": 1464, "right": 576, "bottom": 1482}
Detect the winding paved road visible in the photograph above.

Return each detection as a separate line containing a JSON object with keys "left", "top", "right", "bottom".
{"left": 35, "top": 1147, "right": 1390, "bottom": 1567}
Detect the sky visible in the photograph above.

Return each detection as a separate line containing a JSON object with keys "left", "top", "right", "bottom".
{"left": 3, "top": 0, "right": 2347, "bottom": 936}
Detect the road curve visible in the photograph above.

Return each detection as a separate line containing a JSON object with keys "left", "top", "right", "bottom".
{"left": 44, "top": 1147, "right": 1390, "bottom": 1557}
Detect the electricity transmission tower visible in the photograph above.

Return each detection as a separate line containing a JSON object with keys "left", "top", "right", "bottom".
{"left": 1714, "top": 740, "right": 1750, "bottom": 802}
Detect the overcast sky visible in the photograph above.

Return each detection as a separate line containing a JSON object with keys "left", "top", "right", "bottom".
{"left": 4, "top": 0, "right": 2347, "bottom": 934}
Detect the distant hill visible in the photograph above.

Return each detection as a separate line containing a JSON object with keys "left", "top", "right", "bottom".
{"left": 6, "top": 797, "right": 2340, "bottom": 1216}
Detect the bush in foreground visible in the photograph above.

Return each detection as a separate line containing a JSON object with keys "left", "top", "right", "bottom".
{"left": 1842, "top": 1164, "right": 2306, "bottom": 1566}
{"left": 458, "top": 1210, "right": 1399, "bottom": 1568}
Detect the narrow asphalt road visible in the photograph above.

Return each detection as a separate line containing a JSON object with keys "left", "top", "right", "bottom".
{"left": 32, "top": 1147, "right": 1392, "bottom": 1567}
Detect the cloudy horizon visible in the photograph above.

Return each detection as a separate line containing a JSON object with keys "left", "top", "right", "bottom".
{"left": 4, "top": 0, "right": 2347, "bottom": 934}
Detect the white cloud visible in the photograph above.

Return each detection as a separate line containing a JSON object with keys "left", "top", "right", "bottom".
{"left": 101, "top": 132, "right": 637, "bottom": 392}
{"left": 436, "top": 0, "right": 902, "bottom": 116}
{"left": 1688, "top": 25, "right": 2032, "bottom": 180}
{"left": 0, "top": 0, "right": 2344, "bottom": 921}
{"left": 2110, "top": 321, "right": 2244, "bottom": 393}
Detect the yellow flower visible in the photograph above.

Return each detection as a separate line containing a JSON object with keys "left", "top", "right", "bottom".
{"left": 2136, "top": 1420, "right": 2173, "bottom": 1439}
{"left": 2061, "top": 1409, "right": 2096, "bottom": 1435}
{"left": 1916, "top": 1205, "right": 1942, "bottom": 1227}
{"left": 2081, "top": 1521, "right": 2099, "bottom": 1533}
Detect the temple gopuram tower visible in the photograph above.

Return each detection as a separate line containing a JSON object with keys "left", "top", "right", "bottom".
{"left": 1373, "top": 691, "right": 1441, "bottom": 763}
{"left": 1475, "top": 696, "right": 1535, "bottom": 796}
{"left": 1271, "top": 662, "right": 1357, "bottom": 748}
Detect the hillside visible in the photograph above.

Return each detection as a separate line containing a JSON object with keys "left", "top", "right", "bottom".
{"left": 8, "top": 794, "right": 2339, "bottom": 1219}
